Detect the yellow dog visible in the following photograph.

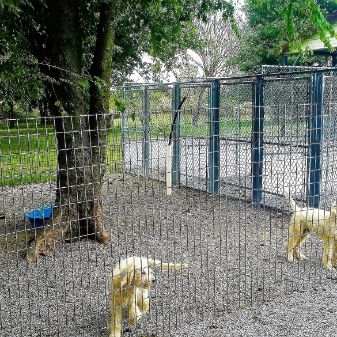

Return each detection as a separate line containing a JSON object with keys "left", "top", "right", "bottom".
{"left": 109, "top": 256, "right": 188, "bottom": 337}
{"left": 285, "top": 192, "right": 337, "bottom": 270}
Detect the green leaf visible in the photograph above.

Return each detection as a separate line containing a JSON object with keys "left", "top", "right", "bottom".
{"left": 114, "top": 99, "right": 125, "bottom": 112}
{"left": 80, "top": 79, "right": 90, "bottom": 91}
{"left": 129, "top": 112, "right": 136, "bottom": 122}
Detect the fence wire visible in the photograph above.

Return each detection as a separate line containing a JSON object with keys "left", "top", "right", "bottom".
{"left": 1, "top": 68, "right": 337, "bottom": 337}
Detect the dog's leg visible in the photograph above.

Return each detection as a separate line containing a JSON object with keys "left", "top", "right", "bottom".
{"left": 295, "top": 231, "right": 309, "bottom": 261}
{"left": 332, "top": 242, "right": 337, "bottom": 267}
{"left": 128, "top": 299, "right": 138, "bottom": 326}
{"left": 322, "top": 239, "right": 334, "bottom": 271}
{"left": 128, "top": 289, "right": 149, "bottom": 327}
{"left": 141, "top": 297, "right": 150, "bottom": 316}
{"left": 137, "top": 295, "right": 150, "bottom": 317}
{"left": 109, "top": 302, "right": 122, "bottom": 337}
{"left": 287, "top": 221, "right": 301, "bottom": 261}
{"left": 128, "top": 301, "right": 144, "bottom": 327}
{"left": 128, "top": 289, "right": 142, "bottom": 327}
{"left": 287, "top": 219, "right": 308, "bottom": 262}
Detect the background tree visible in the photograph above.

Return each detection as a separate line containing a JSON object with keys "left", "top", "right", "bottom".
{"left": 237, "top": 0, "right": 337, "bottom": 72}
{"left": 134, "top": 9, "right": 243, "bottom": 82}
{"left": 0, "top": 3, "right": 44, "bottom": 124}
{"left": 174, "top": 12, "right": 244, "bottom": 79}
{"left": 132, "top": 8, "right": 244, "bottom": 124}
{"left": 170, "top": 11, "right": 244, "bottom": 125}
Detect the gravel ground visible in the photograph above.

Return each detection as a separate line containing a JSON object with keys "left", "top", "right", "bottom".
{"left": 0, "top": 174, "right": 337, "bottom": 337}
{"left": 177, "top": 284, "right": 337, "bottom": 337}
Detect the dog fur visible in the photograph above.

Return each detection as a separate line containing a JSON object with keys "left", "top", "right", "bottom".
{"left": 285, "top": 192, "right": 337, "bottom": 270}
{"left": 109, "top": 256, "right": 188, "bottom": 337}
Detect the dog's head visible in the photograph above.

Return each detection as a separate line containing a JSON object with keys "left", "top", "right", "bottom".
{"left": 133, "top": 265, "right": 155, "bottom": 289}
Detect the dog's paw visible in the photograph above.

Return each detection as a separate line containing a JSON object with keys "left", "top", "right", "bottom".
{"left": 325, "top": 263, "right": 334, "bottom": 271}
{"left": 287, "top": 252, "right": 295, "bottom": 262}
{"left": 128, "top": 317, "right": 137, "bottom": 326}
{"left": 123, "top": 327, "right": 132, "bottom": 333}
{"left": 298, "top": 253, "right": 307, "bottom": 261}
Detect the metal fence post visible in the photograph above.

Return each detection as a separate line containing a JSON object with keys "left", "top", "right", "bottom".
{"left": 208, "top": 79, "right": 220, "bottom": 195}
{"left": 306, "top": 72, "right": 324, "bottom": 208}
{"left": 143, "top": 85, "right": 150, "bottom": 176}
{"left": 121, "top": 85, "right": 126, "bottom": 176}
{"left": 172, "top": 83, "right": 181, "bottom": 186}
{"left": 252, "top": 76, "right": 265, "bottom": 203}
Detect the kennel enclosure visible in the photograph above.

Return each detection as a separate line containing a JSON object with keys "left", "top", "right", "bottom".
{"left": 1, "top": 67, "right": 337, "bottom": 336}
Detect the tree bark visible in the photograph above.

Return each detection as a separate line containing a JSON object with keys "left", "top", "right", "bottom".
{"left": 27, "top": 0, "right": 119, "bottom": 262}
{"left": 8, "top": 101, "right": 15, "bottom": 128}
{"left": 39, "top": 99, "right": 51, "bottom": 125}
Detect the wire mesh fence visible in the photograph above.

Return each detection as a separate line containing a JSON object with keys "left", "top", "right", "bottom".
{"left": 1, "top": 68, "right": 337, "bottom": 337}
{"left": 121, "top": 69, "right": 337, "bottom": 209}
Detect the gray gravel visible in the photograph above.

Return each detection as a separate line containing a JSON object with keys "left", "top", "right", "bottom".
{"left": 177, "top": 285, "right": 337, "bottom": 337}
{"left": 0, "top": 174, "right": 337, "bottom": 337}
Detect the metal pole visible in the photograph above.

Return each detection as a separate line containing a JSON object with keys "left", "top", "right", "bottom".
{"left": 252, "top": 76, "right": 265, "bottom": 203}
{"left": 172, "top": 83, "right": 181, "bottom": 186}
{"left": 143, "top": 85, "right": 150, "bottom": 176}
{"left": 332, "top": 52, "right": 337, "bottom": 67}
{"left": 121, "top": 85, "right": 126, "bottom": 176}
{"left": 306, "top": 72, "right": 324, "bottom": 208}
{"left": 208, "top": 79, "right": 220, "bottom": 195}
{"left": 280, "top": 54, "right": 288, "bottom": 66}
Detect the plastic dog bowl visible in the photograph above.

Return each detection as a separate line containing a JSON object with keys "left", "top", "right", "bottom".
{"left": 25, "top": 204, "right": 53, "bottom": 228}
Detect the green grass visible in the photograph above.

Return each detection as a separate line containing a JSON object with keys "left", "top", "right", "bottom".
{"left": 0, "top": 121, "right": 122, "bottom": 186}
{"left": 125, "top": 114, "right": 253, "bottom": 138}
{"left": 1, "top": 115, "right": 302, "bottom": 186}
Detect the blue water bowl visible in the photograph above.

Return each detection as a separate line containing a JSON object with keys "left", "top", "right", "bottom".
{"left": 25, "top": 204, "right": 53, "bottom": 228}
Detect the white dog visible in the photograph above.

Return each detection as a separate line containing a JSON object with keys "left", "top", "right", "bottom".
{"left": 109, "top": 256, "right": 188, "bottom": 337}
{"left": 285, "top": 192, "right": 337, "bottom": 270}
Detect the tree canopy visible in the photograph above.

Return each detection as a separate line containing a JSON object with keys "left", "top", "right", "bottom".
{"left": 0, "top": 0, "right": 236, "bottom": 102}
{"left": 237, "top": 0, "right": 337, "bottom": 72}
{"left": 2, "top": 0, "right": 335, "bottom": 107}
{"left": 0, "top": 2, "right": 44, "bottom": 113}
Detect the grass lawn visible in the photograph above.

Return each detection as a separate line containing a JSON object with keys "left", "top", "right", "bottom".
{"left": 125, "top": 113, "right": 253, "bottom": 138}
{"left": 1, "top": 114, "right": 302, "bottom": 186}
{"left": 0, "top": 120, "right": 122, "bottom": 186}
{"left": 125, "top": 113, "right": 304, "bottom": 139}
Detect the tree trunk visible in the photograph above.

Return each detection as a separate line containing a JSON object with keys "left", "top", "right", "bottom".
{"left": 27, "top": 0, "right": 118, "bottom": 262}
{"left": 8, "top": 101, "right": 15, "bottom": 128}
{"left": 39, "top": 99, "right": 51, "bottom": 125}
{"left": 192, "top": 87, "right": 206, "bottom": 127}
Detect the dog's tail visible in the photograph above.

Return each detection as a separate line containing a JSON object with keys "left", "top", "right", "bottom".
{"left": 148, "top": 259, "right": 188, "bottom": 270}
{"left": 284, "top": 191, "right": 297, "bottom": 212}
